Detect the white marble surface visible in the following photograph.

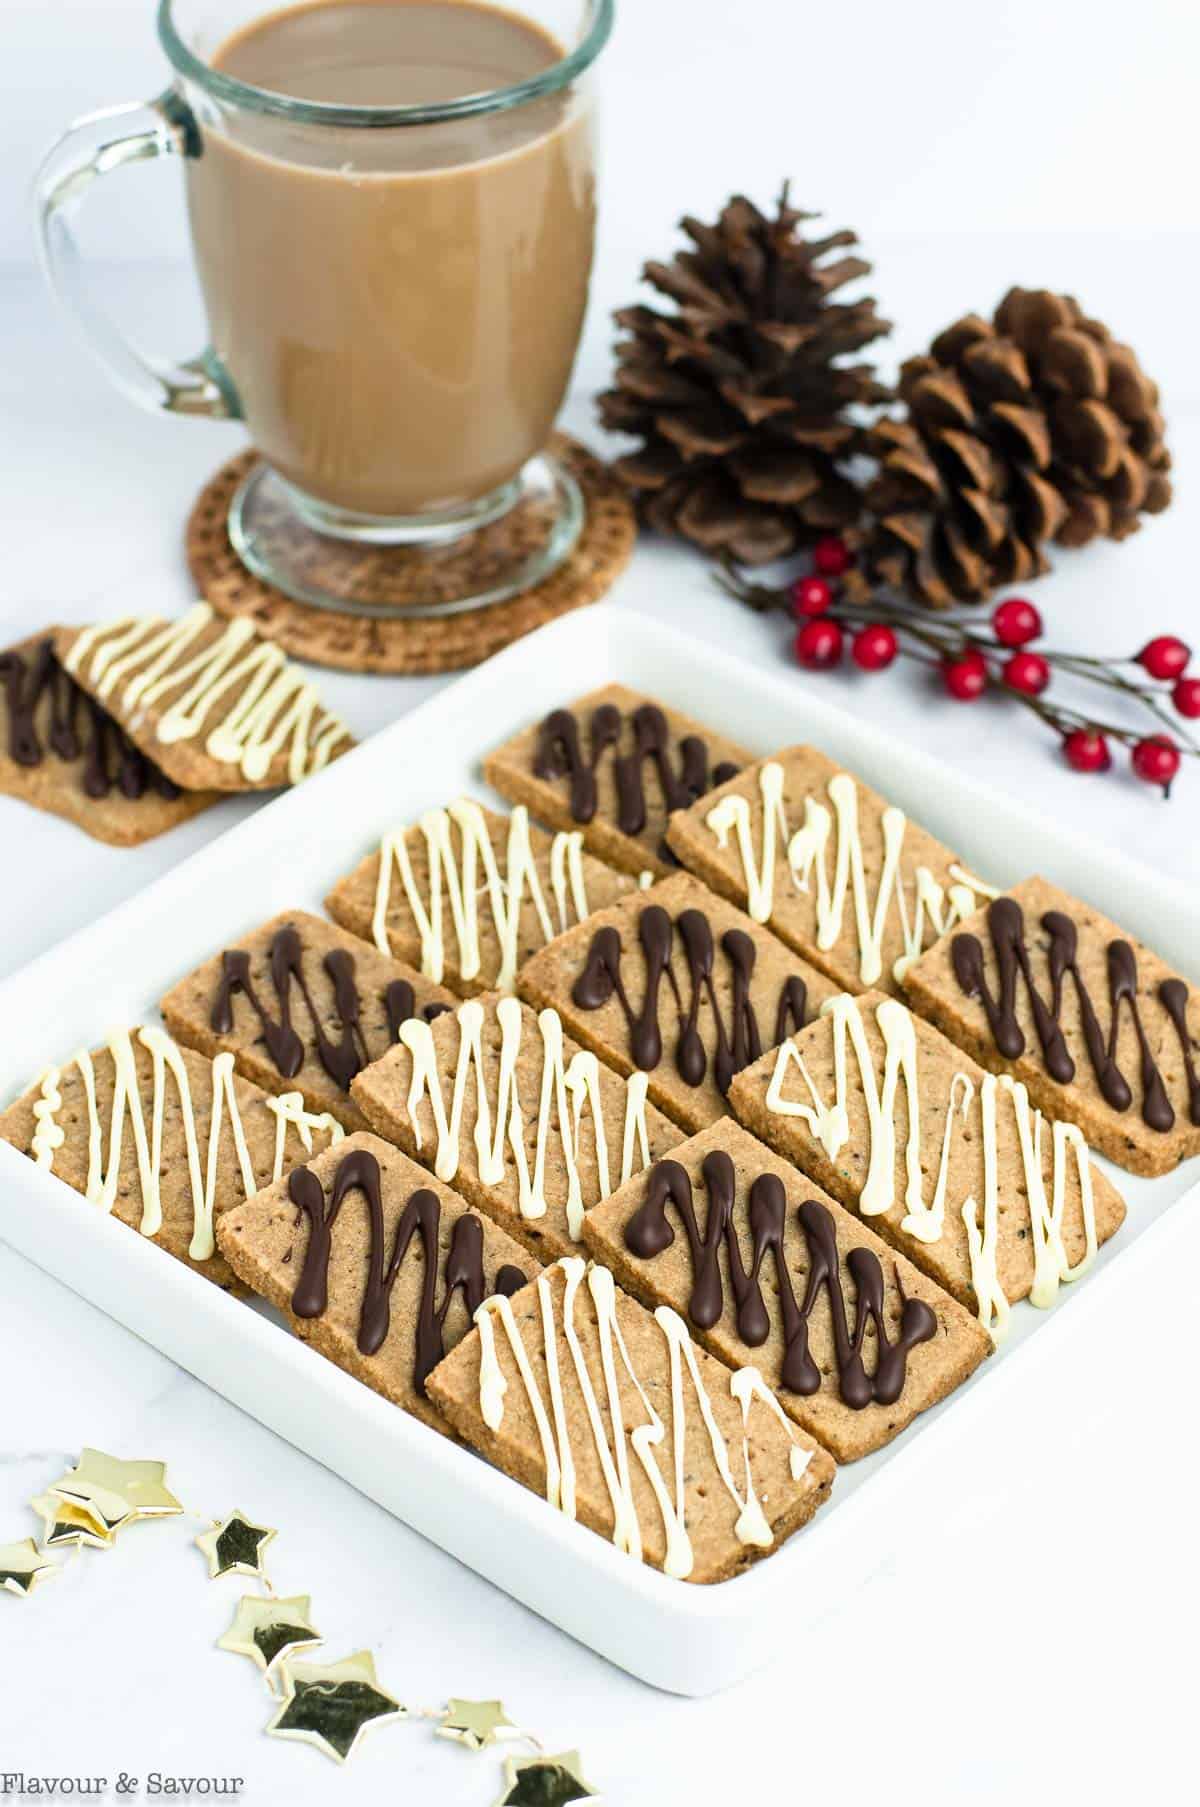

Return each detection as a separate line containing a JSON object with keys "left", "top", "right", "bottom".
{"left": 1, "top": 234, "right": 1198, "bottom": 1806}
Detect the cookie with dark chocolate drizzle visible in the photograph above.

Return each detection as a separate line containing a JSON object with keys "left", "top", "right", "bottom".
{"left": 0, "top": 631, "right": 217, "bottom": 845}
{"left": 904, "top": 875, "right": 1200, "bottom": 1177}
{"left": 581, "top": 1118, "right": 992, "bottom": 1463}
{"left": 161, "top": 910, "right": 455, "bottom": 1133}
{"left": 519, "top": 873, "right": 839, "bottom": 1135}
{"left": 216, "top": 1132, "right": 534, "bottom": 1433}
{"left": 483, "top": 683, "right": 752, "bottom": 878}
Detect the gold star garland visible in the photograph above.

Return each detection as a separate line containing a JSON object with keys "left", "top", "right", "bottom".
{"left": 3, "top": 1450, "right": 599, "bottom": 1798}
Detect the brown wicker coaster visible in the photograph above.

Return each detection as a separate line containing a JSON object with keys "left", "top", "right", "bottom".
{"left": 185, "top": 435, "right": 636, "bottom": 675}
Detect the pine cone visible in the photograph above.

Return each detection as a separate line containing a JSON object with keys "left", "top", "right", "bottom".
{"left": 848, "top": 287, "right": 1173, "bottom": 608}
{"left": 598, "top": 189, "right": 891, "bottom": 565}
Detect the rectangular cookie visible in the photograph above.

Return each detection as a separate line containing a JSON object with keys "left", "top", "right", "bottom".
{"left": 427, "top": 1256, "right": 835, "bottom": 1582}
{"left": 727, "top": 990, "right": 1126, "bottom": 1337}
{"left": 482, "top": 683, "right": 752, "bottom": 879}
{"left": 216, "top": 1131, "right": 535, "bottom": 1434}
{"left": 580, "top": 1118, "right": 992, "bottom": 1463}
{"left": 349, "top": 993, "right": 684, "bottom": 1264}
{"left": 0, "top": 631, "right": 218, "bottom": 845}
{"left": 326, "top": 797, "right": 632, "bottom": 997}
{"left": 0, "top": 1026, "right": 344, "bottom": 1290}
{"left": 517, "top": 870, "right": 839, "bottom": 1134}
{"left": 56, "top": 603, "right": 354, "bottom": 793}
{"left": 903, "top": 876, "right": 1200, "bottom": 1176}
{"left": 664, "top": 744, "right": 993, "bottom": 996}
{"left": 159, "top": 909, "right": 455, "bottom": 1133}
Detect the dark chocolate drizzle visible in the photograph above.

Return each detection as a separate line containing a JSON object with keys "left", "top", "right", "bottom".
{"left": 288, "top": 1148, "right": 526, "bottom": 1388}
{"left": 951, "top": 898, "right": 1198, "bottom": 1134}
{"left": 0, "top": 637, "right": 181, "bottom": 801}
{"left": 212, "top": 924, "right": 444, "bottom": 1093}
{"left": 533, "top": 701, "right": 739, "bottom": 862}
{"left": 625, "top": 1153, "right": 936, "bottom": 1410}
{"left": 571, "top": 903, "right": 809, "bottom": 1094}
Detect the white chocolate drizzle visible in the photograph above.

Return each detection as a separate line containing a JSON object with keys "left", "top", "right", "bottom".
{"left": 398, "top": 997, "right": 651, "bottom": 1240}
{"left": 29, "top": 1028, "right": 342, "bottom": 1262}
{"left": 370, "top": 799, "right": 592, "bottom": 991}
{"left": 764, "top": 994, "right": 1099, "bottom": 1342}
{"left": 706, "top": 762, "right": 988, "bottom": 985}
{"left": 474, "top": 1258, "right": 814, "bottom": 1578}
{"left": 63, "top": 603, "right": 350, "bottom": 785}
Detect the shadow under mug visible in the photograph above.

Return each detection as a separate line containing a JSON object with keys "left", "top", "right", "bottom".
{"left": 34, "top": 0, "right": 613, "bottom": 618}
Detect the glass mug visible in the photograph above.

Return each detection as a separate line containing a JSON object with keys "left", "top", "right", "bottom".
{"left": 34, "top": 0, "right": 613, "bottom": 617}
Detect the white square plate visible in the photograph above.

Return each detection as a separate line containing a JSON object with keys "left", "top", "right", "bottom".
{"left": 0, "top": 606, "right": 1196, "bottom": 1696}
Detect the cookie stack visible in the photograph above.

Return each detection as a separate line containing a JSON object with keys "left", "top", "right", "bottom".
{"left": 0, "top": 602, "right": 353, "bottom": 844}
{"left": 4, "top": 682, "right": 1196, "bottom": 1585}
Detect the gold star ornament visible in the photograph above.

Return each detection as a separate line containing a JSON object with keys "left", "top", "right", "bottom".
{"left": 51, "top": 1449, "right": 182, "bottom": 1529}
{"left": 196, "top": 1510, "right": 276, "bottom": 1581}
{"left": 217, "top": 1592, "right": 321, "bottom": 1677}
{"left": 30, "top": 1491, "right": 115, "bottom": 1550}
{"left": 494, "top": 1751, "right": 599, "bottom": 1807}
{"left": 0, "top": 1538, "right": 60, "bottom": 1598}
{"left": 437, "top": 1697, "right": 522, "bottom": 1753}
{"left": 266, "top": 1650, "right": 405, "bottom": 1763}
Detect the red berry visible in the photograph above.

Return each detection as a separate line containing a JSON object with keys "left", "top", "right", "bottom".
{"left": 812, "top": 535, "right": 852, "bottom": 577}
{"left": 1002, "top": 650, "right": 1051, "bottom": 696}
{"left": 992, "top": 597, "right": 1043, "bottom": 647}
{"left": 942, "top": 652, "right": 988, "bottom": 701}
{"left": 1131, "top": 734, "right": 1182, "bottom": 792}
{"left": 1172, "top": 676, "right": 1200, "bottom": 719}
{"left": 1062, "top": 729, "right": 1111, "bottom": 774}
{"left": 794, "top": 618, "right": 844, "bottom": 670}
{"left": 790, "top": 575, "right": 833, "bottom": 617}
{"left": 1137, "top": 635, "right": 1191, "bottom": 680}
{"left": 851, "top": 623, "right": 898, "bottom": 672}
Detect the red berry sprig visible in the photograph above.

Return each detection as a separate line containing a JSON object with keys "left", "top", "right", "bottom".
{"left": 717, "top": 540, "right": 1200, "bottom": 798}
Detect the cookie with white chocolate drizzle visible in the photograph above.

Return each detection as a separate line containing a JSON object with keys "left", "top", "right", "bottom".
{"left": 56, "top": 604, "right": 353, "bottom": 793}
{"left": 904, "top": 875, "right": 1200, "bottom": 1177}
{"left": 727, "top": 990, "right": 1126, "bottom": 1340}
{"left": 216, "top": 1132, "right": 533, "bottom": 1434}
{"left": 427, "top": 1256, "right": 835, "bottom": 1582}
{"left": 0, "top": 1026, "right": 344, "bottom": 1288}
{"left": 160, "top": 910, "right": 454, "bottom": 1133}
{"left": 326, "top": 798, "right": 633, "bottom": 998}
{"left": 665, "top": 744, "right": 996, "bottom": 996}
{"left": 350, "top": 993, "right": 684, "bottom": 1263}
{"left": 0, "top": 632, "right": 218, "bottom": 845}
{"left": 483, "top": 683, "right": 752, "bottom": 879}
{"left": 582, "top": 1119, "right": 992, "bottom": 1463}
{"left": 518, "top": 872, "right": 839, "bottom": 1134}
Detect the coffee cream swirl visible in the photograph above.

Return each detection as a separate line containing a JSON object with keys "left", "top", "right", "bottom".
{"left": 398, "top": 998, "right": 651, "bottom": 1240}
{"left": 371, "top": 799, "right": 591, "bottom": 991}
{"left": 31, "top": 1026, "right": 342, "bottom": 1262}
{"left": 765, "top": 994, "right": 1097, "bottom": 1341}
{"left": 64, "top": 603, "right": 350, "bottom": 785}
{"left": 706, "top": 762, "right": 998, "bottom": 986}
{"left": 474, "top": 1257, "right": 813, "bottom": 1579}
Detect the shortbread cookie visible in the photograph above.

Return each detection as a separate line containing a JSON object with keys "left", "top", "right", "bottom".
{"left": 517, "top": 871, "right": 839, "bottom": 1134}
{"left": 0, "top": 1026, "right": 344, "bottom": 1289}
{"left": 427, "top": 1256, "right": 835, "bottom": 1581}
{"left": 326, "top": 797, "right": 632, "bottom": 997}
{"left": 665, "top": 745, "right": 995, "bottom": 996}
{"left": 349, "top": 994, "right": 683, "bottom": 1264}
{"left": 581, "top": 1119, "right": 991, "bottom": 1462}
{"left": 159, "top": 910, "right": 454, "bottom": 1133}
{"left": 56, "top": 603, "right": 353, "bottom": 793}
{"left": 728, "top": 991, "right": 1125, "bottom": 1339}
{"left": 483, "top": 684, "right": 750, "bottom": 879}
{"left": 904, "top": 877, "right": 1200, "bottom": 1176}
{"left": 0, "top": 632, "right": 217, "bottom": 845}
{"left": 216, "top": 1132, "right": 533, "bottom": 1433}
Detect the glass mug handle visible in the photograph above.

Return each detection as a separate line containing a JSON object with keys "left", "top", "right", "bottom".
{"left": 32, "top": 92, "right": 239, "bottom": 420}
